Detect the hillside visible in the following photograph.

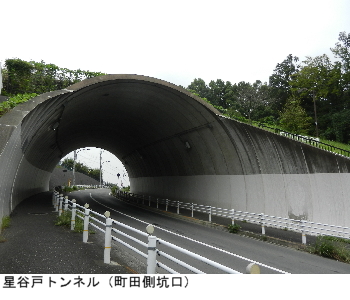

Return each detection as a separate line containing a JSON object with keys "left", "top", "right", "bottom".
{"left": 49, "top": 165, "right": 100, "bottom": 190}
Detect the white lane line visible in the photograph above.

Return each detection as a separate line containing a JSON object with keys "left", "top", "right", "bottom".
{"left": 89, "top": 193, "right": 290, "bottom": 274}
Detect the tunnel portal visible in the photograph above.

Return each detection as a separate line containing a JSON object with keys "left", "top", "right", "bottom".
{"left": 1, "top": 74, "right": 350, "bottom": 228}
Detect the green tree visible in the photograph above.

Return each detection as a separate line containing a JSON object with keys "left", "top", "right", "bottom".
{"left": 279, "top": 97, "right": 312, "bottom": 134}
{"left": 290, "top": 54, "right": 342, "bottom": 138}
{"left": 331, "top": 31, "right": 350, "bottom": 82}
{"left": 234, "top": 80, "right": 272, "bottom": 123}
{"left": 269, "top": 54, "right": 300, "bottom": 113}
{"left": 2, "top": 58, "right": 106, "bottom": 96}
{"left": 187, "top": 78, "right": 210, "bottom": 99}
{"left": 2, "top": 58, "right": 33, "bottom": 95}
{"left": 207, "top": 79, "right": 233, "bottom": 109}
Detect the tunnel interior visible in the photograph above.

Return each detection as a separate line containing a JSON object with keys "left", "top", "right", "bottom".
{"left": 21, "top": 75, "right": 226, "bottom": 184}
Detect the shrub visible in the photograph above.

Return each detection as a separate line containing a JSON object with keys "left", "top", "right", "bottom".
{"left": 227, "top": 224, "right": 241, "bottom": 233}
{"left": 1, "top": 216, "right": 10, "bottom": 231}
{"left": 55, "top": 211, "right": 88, "bottom": 233}
{"left": 312, "top": 236, "right": 350, "bottom": 263}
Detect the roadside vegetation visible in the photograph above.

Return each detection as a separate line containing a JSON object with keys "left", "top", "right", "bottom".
{"left": 309, "top": 236, "right": 350, "bottom": 263}
{"left": 55, "top": 210, "right": 94, "bottom": 234}
{"left": 0, "top": 216, "right": 11, "bottom": 242}
{"left": 1, "top": 31, "right": 350, "bottom": 156}
{"left": 110, "top": 185, "right": 130, "bottom": 196}
{"left": 0, "top": 93, "right": 37, "bottom": 117}
{"left": 62, "top": 185, "right": 86, "bottom": 193}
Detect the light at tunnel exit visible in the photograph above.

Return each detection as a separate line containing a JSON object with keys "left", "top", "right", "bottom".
{"left": 60, "top": 147, "right": 129, "bottom": 186}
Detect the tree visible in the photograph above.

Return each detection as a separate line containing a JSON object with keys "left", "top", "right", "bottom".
{"left": 2, "top": 58, "right": 33, "bottom": 95}
{"left": 234, "top": 80, "right": 272, "bottom": 122}
{"left": 331, "top": 31, "right": 350, "bottom": 80}
{"left": 59, "top": 158, "right": 101, "bottom": 181}
{"left": 207, "top": 79, "right": 233, "bottom": 109}
{"left": 187, "top": 78, "right": 210, "bottom": 100}
{"left": 290, "top": 54, "right": 342, "bottom": 137}
{"left": 269, "top": 54, "right": 300, "bottom": 114}
{"left": 279, "top": 96, "right": 312, "bottom": 134}
{"left": 1, "top": 58, "right": 106, "bottom": 96}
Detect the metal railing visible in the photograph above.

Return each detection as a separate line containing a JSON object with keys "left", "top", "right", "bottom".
{"left": 52, "top": 191, "right": 266, "bottom": 274}
{"left": 258, "top": 123, "right": 350, "bottom": 158}
{"left": 115, "top": 191, "right": 350, "bottom": 245}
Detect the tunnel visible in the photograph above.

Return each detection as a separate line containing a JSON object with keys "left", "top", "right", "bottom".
{"left": 1, "top": 74, "right": 350, "bottom": 228}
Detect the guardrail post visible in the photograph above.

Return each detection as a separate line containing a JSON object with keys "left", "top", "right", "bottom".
{"left": 64, "top": 196, "right": 69, "bottom": 211}
{"left": 157, "top": 198, "right": 159, "bottom": 209}
{"left": 55, "top": 193, "right": 60, "bottom": 212}
{"left": 53, "top": 192, "right": 60, "bottom": 207}
{"left": 104, "top": 211, "right": 112, "bottom": 264}
{"left": 191, "top": 203, "right": 194, "bottom": 217}
{"left": 59, "top": 194, "right": 64, "bottom": 216}
{"left": 83, "top": 204, "right": 90, "bottom": 243}
{"left": 149, "top": 196, "right": 151, "bottom": 206}
{"left": 208, "top": 206, "right": 212, "bottom": 222}
{"left": 166, "top": 199, "right": 168, "bottom": 211}
{"left": 246, "top": 263, "right": 260, "bottom": 274}
{"left": 177, "top": 201, "right": 180, "bottom": 214}
{"left": 71, "top": 200, "right": 76, "bottom": 230}
{"left": 300, "top": 220, "right": 307, "bottom": 244}
{"left": 260, "top": 213, "right": 265, "bottom": 235}
{"left": 231, "top": 209, "right": 235, "bottom": 225}
{"left": 146, "top": 224, "right": 157, "bottom": 274}
{"left": 52, "top": 191, "right": 56, "bottom": 206}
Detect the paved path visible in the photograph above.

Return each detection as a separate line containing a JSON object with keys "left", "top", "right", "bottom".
{"left": 0, "top": 192, "right": 134, "bottom": 274}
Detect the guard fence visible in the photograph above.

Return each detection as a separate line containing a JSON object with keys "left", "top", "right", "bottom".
{"left": 258, "top": 123, "right": 350, "bottom": 158}
{"left": 115, "top": 190, "right": 350, "bottom": 245}
{"left": 52, "top": 190, "right": 269, "bottom": 274}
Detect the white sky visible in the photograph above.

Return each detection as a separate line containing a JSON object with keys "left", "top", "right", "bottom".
{"left": 61, "top": 148, "right": 129, "bottom": 186}
{"left": 2, "top": 0, "right": 349, "bottom": 184}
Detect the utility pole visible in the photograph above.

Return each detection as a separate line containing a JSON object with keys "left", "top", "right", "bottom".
{"left": 73, "top": 148, "right": 90, "bottom": 186}
{"left": 99, "top": 149, "right": 110, "bottom": 188}
{"left": 73, "top": 150, "right": 77, "bottom": 186}
{"left": 100, "top": 149, "right": 102, "bottom": 188}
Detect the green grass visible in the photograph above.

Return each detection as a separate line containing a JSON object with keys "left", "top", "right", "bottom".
{"left": 55, "top": 210, "right": 94, "bottom": 234}
{"left": 1, "top": 216, "right": 10, "bottom": 231}
{"left": 0, "top": 216, "right": 11, "bottom": 242}
{"left": 310, "top": 236, "right": 350, "bottom": 263}
{"left": 0, "top": 93, "right": 37, "bottom": 118}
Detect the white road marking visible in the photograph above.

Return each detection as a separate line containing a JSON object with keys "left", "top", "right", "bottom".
{"left": 89, "top": 192, "right": 290, "bottom": 274}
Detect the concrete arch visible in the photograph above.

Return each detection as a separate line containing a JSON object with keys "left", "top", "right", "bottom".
{"left": 1, "top": 74, "right": 350, "bottom": 227}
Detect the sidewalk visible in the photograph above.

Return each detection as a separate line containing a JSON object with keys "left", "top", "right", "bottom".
{"left": 0, "top": 192, "right": 135, "bottom": 274}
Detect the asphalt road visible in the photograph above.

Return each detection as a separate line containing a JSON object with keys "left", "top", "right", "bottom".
{"left": 67, "top": 188, "right": 350, "bottom": 274}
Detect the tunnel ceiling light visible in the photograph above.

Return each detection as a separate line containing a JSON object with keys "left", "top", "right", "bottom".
{"left": 51, "top": 122, "right": 59, "bottom": 130}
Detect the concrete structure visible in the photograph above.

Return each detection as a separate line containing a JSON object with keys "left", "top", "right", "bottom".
{"left": 0, "top": 74, "right": 350, "bottom": 228}
{"left": 0, "top": 62, "right": 2, "bottom": 95}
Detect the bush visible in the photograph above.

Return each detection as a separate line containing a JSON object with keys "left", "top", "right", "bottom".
{"left": 0, "top": 93, "right": 37, "bottom": 117}
{"left": 1, "top": 216, "right": 10, "bottom": 231}
{"left": 227, "top": 224, "right": 241, "bottom": 233}
{"left": 55, "top": 211, "right": 88, "bottom": 233}
{"left": 312, "top": 236, "right": 350, "bottom": 263}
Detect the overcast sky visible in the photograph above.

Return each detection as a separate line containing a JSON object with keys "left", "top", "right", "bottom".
{"left": 2, "top": 0, "right": 349, "bottom": 184}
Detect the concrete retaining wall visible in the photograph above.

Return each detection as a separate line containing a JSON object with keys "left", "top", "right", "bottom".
{"left": 130, "top": 172, "right": 350, "bottom": 228}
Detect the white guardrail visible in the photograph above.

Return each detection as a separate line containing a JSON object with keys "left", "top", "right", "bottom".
{"left": 52, "top": 191, "right": 264, "bottom": 274}
{"left": 116, "top": 191, "right": 350, "bottom": 245}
